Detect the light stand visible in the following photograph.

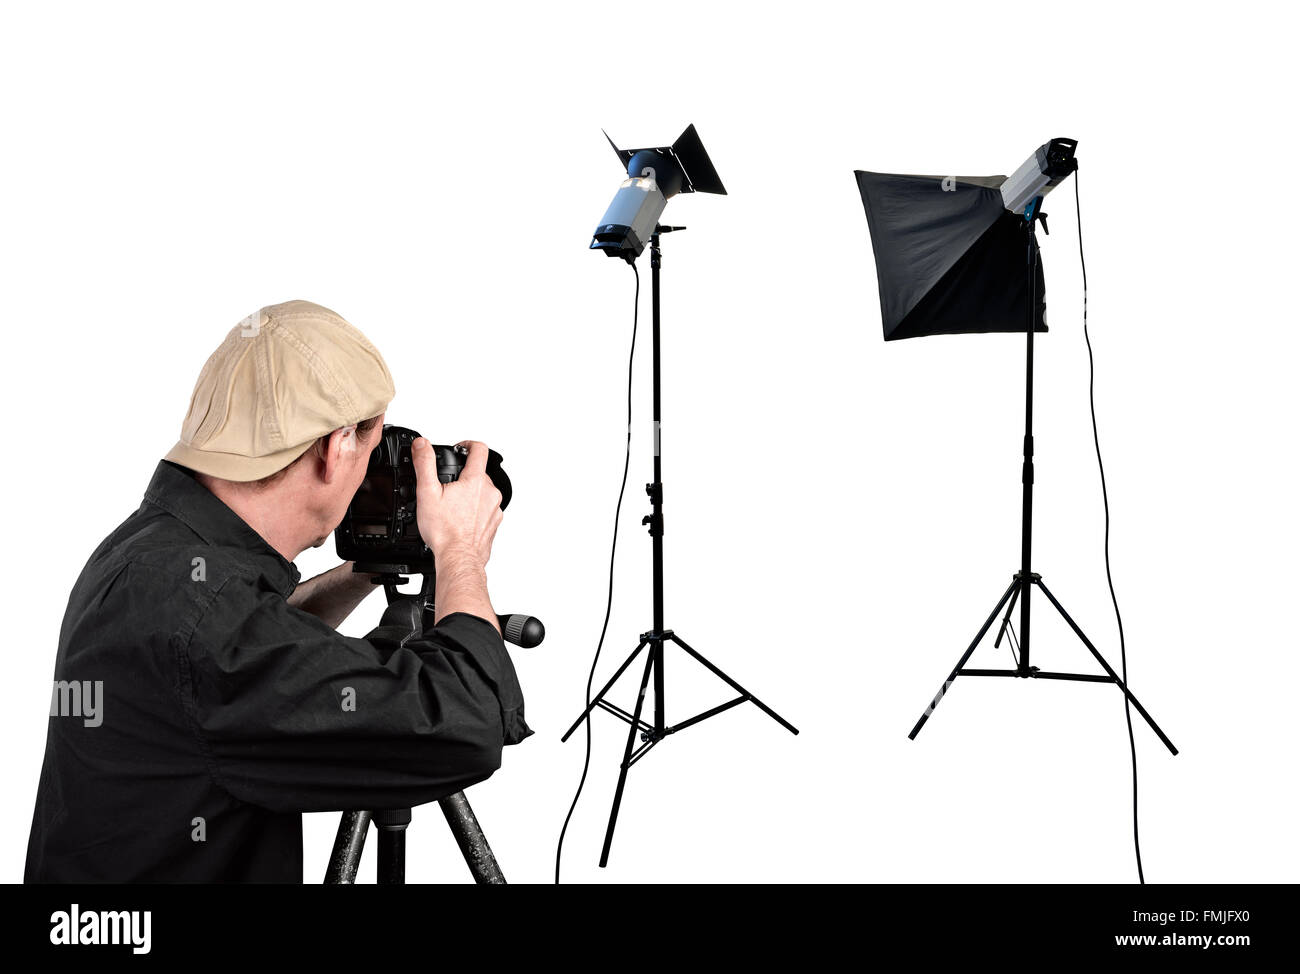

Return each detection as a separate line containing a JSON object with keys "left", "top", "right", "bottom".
{"left": 563, "top": 226, "right": 798, "bottom": 868}
{"left": 906, "top": 201, "right": 1177, "bottom": 756}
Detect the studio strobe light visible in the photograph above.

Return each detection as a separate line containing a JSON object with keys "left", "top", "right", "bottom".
{"left": 590, "top": 124, "right": 727, "bottom": 261}
{"left": 855, "top": 139, "right": 1176, "bottom": 881}
{"left": 1000, "top": 138, "right": 1079, "bottom": 216}
{"left": 561, "top": 125, "right": 797, "bottom": 874}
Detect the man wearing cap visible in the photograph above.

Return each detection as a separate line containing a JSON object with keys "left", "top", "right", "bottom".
{"left": 25, "top": 300, "right": 530, "bottom": 883}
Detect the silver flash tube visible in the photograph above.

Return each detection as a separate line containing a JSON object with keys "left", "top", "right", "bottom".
{"left": 1000, "top": 138, "right": 1078, "bottom": 215}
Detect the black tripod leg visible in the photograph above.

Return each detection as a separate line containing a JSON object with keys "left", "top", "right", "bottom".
{"left": 599, "top": 646, "right": 657, "bottom": 868}
{"left": 561, "top": 639, "right": 649, "bottom": 742}
{"left": 1034, "top": 579, "right": 1178, "bottom": 756}
{"left": 324, "top": 810, "right": 370, "bottom": 884}
{"left": 439, "top": 792, "right": 506, "bottom": 884}
{"left": 993, "top": 583, "right": 1021, "bottom": 650}
{"left": 668, "top": 634, "right": 799, "bottom": 735}
{"left": 909, "top": 577, "right": 1020, "bottom": 740}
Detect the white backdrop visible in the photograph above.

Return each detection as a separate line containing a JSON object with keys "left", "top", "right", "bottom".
{"left": 1, "top": 1, "right": 1295, "bottom": 884}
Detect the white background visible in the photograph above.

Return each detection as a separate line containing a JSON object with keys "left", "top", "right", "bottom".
{"left": 1, "top": 1, "right": 1295, "bottom": 884}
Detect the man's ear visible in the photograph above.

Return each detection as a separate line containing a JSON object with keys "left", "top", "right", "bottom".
{"left": 321, "top": 425, "right": 360, "bottom": 486}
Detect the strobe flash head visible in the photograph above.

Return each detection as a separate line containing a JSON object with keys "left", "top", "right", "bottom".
{"left": 1000, "top": 137, "right": 1078, "bottom": 216}
{"left": 592, "top": 173, "right": 669, "bottom": 261}
{"left": 590, "top": 124, "right": 726, "bottom": 261}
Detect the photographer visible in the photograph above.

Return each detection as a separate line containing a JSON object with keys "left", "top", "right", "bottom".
{"left": 25, "top": 300, "right": 530, "bottom": 883}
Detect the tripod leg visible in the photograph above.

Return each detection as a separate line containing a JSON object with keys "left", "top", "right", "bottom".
{"left": 1034, "top": 578, "right": 1178, "bottom": 756}
{"left": 668, "top": 633, "right": 799, "bottom": 735}
{"left": 993, "top": 583, "right": 1021, "bottom": 650}
{"left": 324, "top": 810, "right": 370, "bottom": 884}
{"left": 908, "top": 577, "right": 1020, "bottom": 740}
{"left": 439, "top": 792, "right": 506, "bottom": 884}
{"left": 599, "top": 646, "right": 657, "bottom": 868}
{"left": 561, "top": 639, "right": 649, "bottom": 742}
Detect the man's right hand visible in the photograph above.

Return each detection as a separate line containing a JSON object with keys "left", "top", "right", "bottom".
{"left": 411, "top": 438, "right": 504, "bottom": 631}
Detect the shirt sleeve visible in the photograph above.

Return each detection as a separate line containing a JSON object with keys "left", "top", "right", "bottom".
{"left": 176, "top": 582, "right": 532, "bottom": 814}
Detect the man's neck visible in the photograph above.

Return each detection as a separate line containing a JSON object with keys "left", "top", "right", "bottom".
{"left": 196, "top": 474, "right": 307, "bottom": 563}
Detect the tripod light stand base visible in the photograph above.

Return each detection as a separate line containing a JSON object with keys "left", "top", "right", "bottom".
{"left": 562, "top": 628, "right": 798, "bottom": 868}
{"left": 908, "top": 571, "right": 1177, "bottom": 756}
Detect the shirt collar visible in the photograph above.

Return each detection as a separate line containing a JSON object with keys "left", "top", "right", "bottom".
{"left": 143, "top": 460, "right": 302, "bottom": 595}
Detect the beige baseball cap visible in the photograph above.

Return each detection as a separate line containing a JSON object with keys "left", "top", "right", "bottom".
{"left": 165, "top": 300, "right": 395, "bottom": 482}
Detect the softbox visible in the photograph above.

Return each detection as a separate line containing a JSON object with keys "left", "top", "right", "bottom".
{"left": 855, "top": 171, "right": 1047, "bottom": 341}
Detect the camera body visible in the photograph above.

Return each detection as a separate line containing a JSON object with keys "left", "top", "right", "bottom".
{"left": 334, "top": 424, "right": 511, "bottom": 575}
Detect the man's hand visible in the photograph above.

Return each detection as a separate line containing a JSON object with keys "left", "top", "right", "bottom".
{"left": 412, "top": 438, "right": 503, "bottom": 632}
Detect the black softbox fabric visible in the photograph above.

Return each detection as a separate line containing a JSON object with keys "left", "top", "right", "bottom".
{"left": 855, "top": 171, "right": 1047, "bottom": 341}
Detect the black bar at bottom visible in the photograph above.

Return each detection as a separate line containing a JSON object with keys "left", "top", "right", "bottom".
{"left": 12, "top": 881, "right": 1282, "bottom": 959}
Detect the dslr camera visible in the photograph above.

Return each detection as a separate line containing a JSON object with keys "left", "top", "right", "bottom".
{"left": 335, "top": 424, "right": 511, "bottom": 575}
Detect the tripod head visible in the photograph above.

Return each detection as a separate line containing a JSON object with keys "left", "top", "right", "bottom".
{"left": 372, "top": 571, "right": 545, "bottom": 649}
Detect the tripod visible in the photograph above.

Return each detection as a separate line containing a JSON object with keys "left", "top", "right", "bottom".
{"left": 323, "top": 572, "right": 541, "bottom": 884}
{"left": 907, "top": 202, "right": 1176, "bottom": 756}
{"left": 562, "top": 226, "right": 799, "bottom": 868}
{"left": 324, "top": 798, "right": 506, "bottom": 884}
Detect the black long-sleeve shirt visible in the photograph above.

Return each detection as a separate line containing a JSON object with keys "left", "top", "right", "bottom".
{"left": 25, "top": 460, "right": 531, "bottom": 883}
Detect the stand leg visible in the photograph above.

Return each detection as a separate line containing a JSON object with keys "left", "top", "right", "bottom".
{"left": 909, "top": 577, "right": 1020, "bottom": 740}
{"left": 668, "top": 633, "right": 799, "bottom": 735}
{"left": 599, "top": 646, "right": 657, "bottom": 868}
{"left": 993, "top": 583, "right": 1021, "bottom": 650}
{"left": 1034, "top": 579, "right": 1178, "bottom": 756}
{"left": 439, "top": 792, "right": 506, "bottom": 884}
{"left": 324, "top": 810, "right": 370, "bottom": 884}
{"left": 560, "top": 639, "right": 648, "bottom": 742}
